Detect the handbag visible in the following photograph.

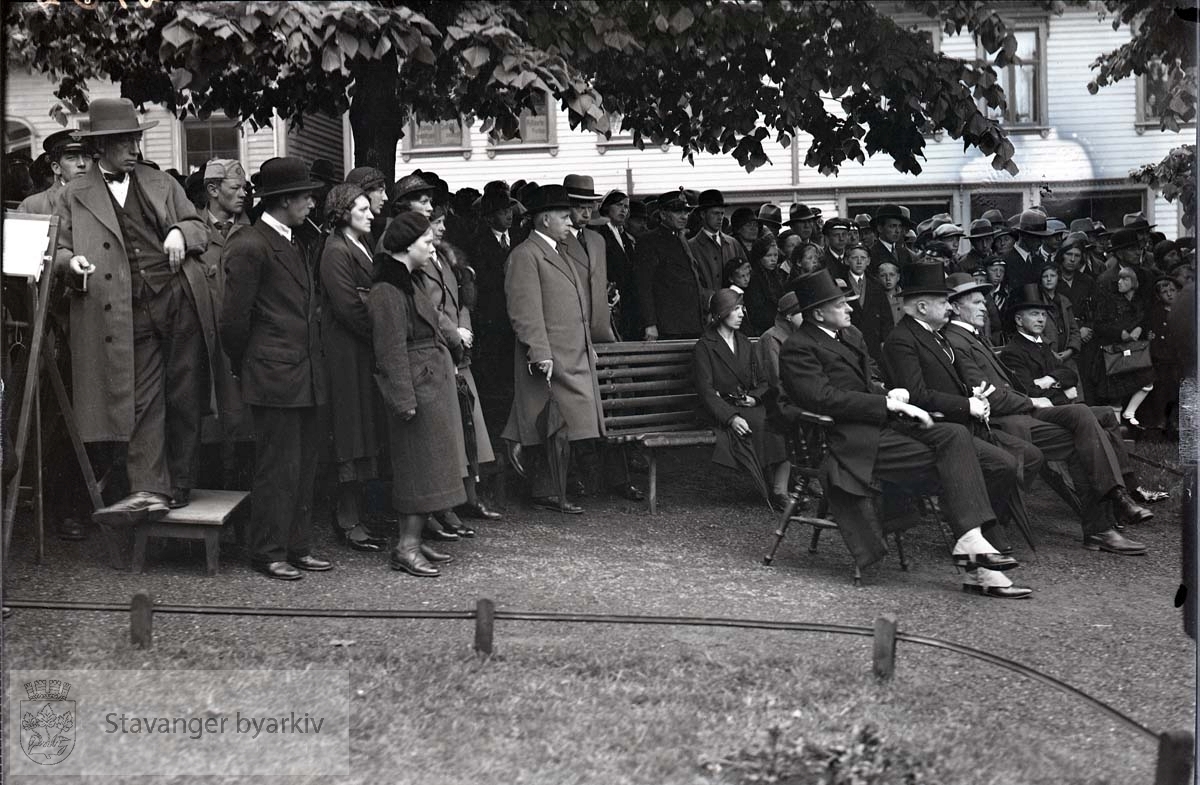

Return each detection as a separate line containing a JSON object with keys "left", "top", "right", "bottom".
{"left": 1102, "top": 340, "right": 1152, "bottom": 376}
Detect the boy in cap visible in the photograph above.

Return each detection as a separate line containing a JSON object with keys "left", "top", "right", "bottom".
{"left": 18, "top": 128, "right": 91, "bottom": 214}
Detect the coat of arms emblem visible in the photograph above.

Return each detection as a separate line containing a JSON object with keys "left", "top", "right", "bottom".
{"left": 20, "top": 679, "right": 75, "bottom": 764}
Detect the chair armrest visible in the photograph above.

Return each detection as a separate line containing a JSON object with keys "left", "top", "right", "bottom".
{"left": 795, "top": 409, "right": 835, "bottom": 427}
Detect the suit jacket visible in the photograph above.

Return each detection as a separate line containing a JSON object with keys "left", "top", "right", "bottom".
{"left": 999, "top": 332, "right": 1078, "bottom": 405}
{"left": 953, "top": 248, "right": 989, "bottom": 275}
{"left": 844, "top": 273, "right": 894, "bottom": 361}
{"left": 688, "top": 230, "right": 745, "bottom": 292}
{"left": 467, "top": 224, "right": 512, "bottom": 332}
{"left": 633, "top": 225, "right": 707, "bottom": 337}
{"left": 1042, "top": 290, "right": 1082, "bottom": 355}
{"left": 881, "top": 316, "right": 972, "bottom": 424}
{"left": 53, "top": 163, "right": 209, "bottom": 442}
{"left": 822, "top": 248, "right": 846, "bottom": 275}
{"left": 1003, "top": 244, "right": 1049, "bottom": 290}
{"left": 943, "top": 322, "right": 1034, "bottom": 418}
{"left": 868, "top": 238, "right": 913, "bottom": 272}
{"left": 220, "top": 219, "right": 328, "bottom": 408}
{"left": 562, "top": 227, "right": 617, "bottom": 343}
{"left": 198, "top": 215, "right": 250, "bottom": 438}
{"left": 744, "top": 266, "right": 787, "bottom": 336}
{"left": 589, "top": 222, "right": 638, "bottom": 338}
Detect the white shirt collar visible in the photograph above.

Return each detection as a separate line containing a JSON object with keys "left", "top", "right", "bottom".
{"left": 911, "top": 317, "right": 939, "bottom": 334}
{"left": 1017, "top": 329, "right": 1043, "bottom": 344}
{"left": 493, "top": 228, "right": 508, "bottom": 243}
{"left": 568, "top": 226, "right": 580, "bottom": 237}
{"left": 608, "top": 222, "right": 625, "bottom": 248}
{"left": 849, "top": 271, "right": 863, "bottom": 283}
{"left": 261, "top": 212, "right": 293, "bottom": 243}
{"left": 534, "top": 229, "right": 559, "bottom": 249}
{"left": 950, "top": 319, "right": 978, "bottom": 334}
{"left": 816, "top": 324, "right": 838, "bottom": 340}
{"left": 708, "top": 230, "right": 722, "bottom": 244}
{"left": 100, "top": 165, "right": 131, "bottom": 206}
{"left": 880, "top": 240, "right": 894, "bottom": 253}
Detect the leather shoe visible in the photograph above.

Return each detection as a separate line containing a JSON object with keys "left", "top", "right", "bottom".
{"left": 290, "top": 554, "right": 333, "bottom": 571}
{"left": 457, "top": 502, "right": 502, "bottom": 521}
{"left": 168, "top": 488, "right": 191, "bottom": 509}
{"left": 506, "top": 442, "right": 527, "bottom": 479}
{"left": 953, "top": 552, "right": 1019, "bottom": 572}
{"left": 256, "top": 561, "right": 302, "bottom": 581}
{"left": 92, "top": 492, "right": 171, "bottom": 527}
{"left": 422, "top": 521, "right": 460, "bottom": 542}
{"left": 1084, "top": 529, "right": 1147, "bottom": 555}
{"left": 962, "top": 584, "right": 1033, "bottom": 599}
{"left": 436, "top": 510, "right": 475, "bottom": 538}
{"left": 390, "top": 547, "right": 440, "bottom": 577}
{"left": 420, "top": 543, "right": 453, "bottom": 563}
{"left": 611, "top": 483, "right": 645, "bottom": 502}
{"left": 531, "top": 496, "right": 584, "bottom": 514}
{"left": 57, "top": 517, "right": 86, "bottom": 541}
{"left": 343, "top": 525, "right": 385, "bottom": 552}
{"left": 1110, "top": 488, "right": 1154, "bottom": 526}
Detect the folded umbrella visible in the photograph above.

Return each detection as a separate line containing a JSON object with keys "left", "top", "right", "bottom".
{"left": 723, "top": 425, "right": 774, "bottom": 511}
{"left": 535, "top": 382, "right": 570, "bottom": 512}
{"left": 456, "top": 373, "right": 479, "bottom": 482}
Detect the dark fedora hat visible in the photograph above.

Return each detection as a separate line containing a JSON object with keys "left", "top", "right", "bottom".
{"left": 871, "top": 204, "right": 912, "bottom": 228}
{"left": 563, "top": 173, "right": 602, "bottom": 201}
{"left": 946, "top": 271, "right": 992, "bottom": 300}
{"left": 523, "top": 184, "right": 573, "bottom": 214}
{"left": 755, "top": 203, "right": 783, "bottom": 228}
{"left": 309, "top": 158, "right": 339, "bottom": 185}
{"left": 1107, "top": 227, "right": 1141, "bottom": 252}
{"left": 252, "top": 157, "right": 323, "bottom": 200}
{"left": 965, "top": 218, "right": 994, "bottom": 239}
{"left": 1015, "top": 209, "right": 1053, "bottom": 236}
{"left": 791, "top": 269, "right": 857, "bottom": 312}
{"left": 788, "top": 203, "right": 820, "bottom": 224}
{"left": 477, "top": 180, "right": 519, "bottom": 214}
{"left": 43, "top": 128, "right": 84, "bottom": 155}
{"left": 1123, "top": 212, "right": 1156, "bottom": 232}
{"left": 979, "top": 208, "right": 1006, "bottom": 226}
{"left": 1006, "top": 283, "right": 1056, "bottom": 315}
{"left": 696, "top": 189, "right": 726, "bottom": 210}
{"left": 76, "top": 98, "right": 159, "bottom": 137}
{"left": 898, "top": 262, "right": 952, "bottom": 296}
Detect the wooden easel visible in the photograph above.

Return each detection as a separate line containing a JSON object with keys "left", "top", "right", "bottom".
{"left": 2, "top": 211, "right": 103, "bottom": 565}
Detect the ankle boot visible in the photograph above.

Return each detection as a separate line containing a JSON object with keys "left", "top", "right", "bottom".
{"left": 1110, "top": 488, "right": 1153, "bottom": 526}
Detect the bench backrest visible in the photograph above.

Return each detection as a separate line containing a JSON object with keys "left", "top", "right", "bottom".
{"left": 594, "top": 339, "right": 705, "bottom": 442}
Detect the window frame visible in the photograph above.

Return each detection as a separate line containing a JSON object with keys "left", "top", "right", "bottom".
{"left": 400, "top": 115, "right": 472, "bottom": 161}
{"left": 1034, "top": 185, "right": 1149, "bottom": 230}
{"left": 485, "top": 93, "right": 559, "bottom": 158}
{"left": 4, "top": 118, "right": 34, "bottom": 157}
{"left": 1135, "top": 58, "right": 1196, "bottom": 134}
{"left": 975, "top": 18, "right": 1050, "bottom": 135}
{"left": 179, "top": 114, "right": 247, "bottom": 174}
{"left": 841, "top": 190, "right": 958, "bottom": 230}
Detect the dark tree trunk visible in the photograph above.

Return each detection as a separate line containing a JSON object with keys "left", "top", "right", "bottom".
{"left": 348, "top": 56, "right": 405, "bottom": 187}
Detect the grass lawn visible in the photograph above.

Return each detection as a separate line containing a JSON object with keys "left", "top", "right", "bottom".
{"left": 2, "top": 440, "right": 1194, "bottom": 784}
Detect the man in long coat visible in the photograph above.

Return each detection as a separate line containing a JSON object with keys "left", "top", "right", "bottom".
{"left": 561, "top": 174, "right": 617, "bottom": 344}
{"left": 634, "top": 189, "right": 708, "bottom": 339}
{"left": 54, "top": 99, "right": 211, "bottom": 525}
{"left": 687, "top": 189, "right": 745, "bottom": 291}
{"left": 502, "top": 185, "right": 604, "bottom": 514}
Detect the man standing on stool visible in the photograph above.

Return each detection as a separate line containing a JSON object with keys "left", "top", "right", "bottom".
{"left": 53, "top": 99, "right": 210, "bottom": 526}
{"left": 221, "top": 157, "right": 332, "bottom": 581}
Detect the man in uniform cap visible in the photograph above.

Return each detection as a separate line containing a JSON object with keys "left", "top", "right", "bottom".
{"left": 18, "top": 128, "right": 91, "bottom": 214}
{"left": 688, "top": 189, "right": 746, "bottom": 294}
{"left": 634, "top": 189, "right": 708, "bottom": 340}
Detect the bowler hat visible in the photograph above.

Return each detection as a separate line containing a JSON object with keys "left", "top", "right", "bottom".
{"left": 696, "top": 189, "right": 726, "bottom": 210}
{"left": 43, "top": 128, "right": 84, "bottom": 156}
{"left": 755, "top": 204, "right": 783, "bottom": 228}
{"left": 777, "top": 291, "right": 803, "bottom": 316}
{"left": 791, "top": 270, "right": 857, "bottom": 312}
{"left": 899, "top": 262, "right": 951, "bottom": 296}
{"left": 252, "top": 157, "right": 323, "bottom": 200}
{"left": 309, "top": 158, "right": 339, "bottom": 186}
{"left": 871, "top": 204, "right": 912, "bottom": 228}
{"left": 75, "top": 98, "right": 159, "bottom": 137}
{"left": 1006, "top": 283, "right": 1057, "bottom": 315}
{"left": 523, "top": 184, "right": 573, "bottom": 214}
{"left": 730, "top": 206, "right": 756, "bottom": 231}
{"left": 1015, "top": 209, "right": 1053, "bottom": 236}
{"left": 1107, "top": 228, "right": 1141, "bottom": 252}
{"left": 946, "top": 271, "right": 992, "bottom": 300}
{"left": 788, "top": 203, "right": 820, "bottom": 224}
{"left": 564, "top": 174, "right": 602, "bottom": 201}
{"left": 657, "top": 189, "right": 692, "bottom": 212}
{"left": 966, "top": 218, "right": 994, "bottom": 239}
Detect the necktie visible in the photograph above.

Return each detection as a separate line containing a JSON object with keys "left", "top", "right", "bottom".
{"left": 979, "top": 331, "right": 994, "bottom": 351}
{"left": 933, "top": 331, "right": 955, "bottom": 363}
{"left": 499, "top": 233, "right": 510, "bottom": 253}
{"left": 103, "top": 170, "right": 126, "bottom": 184}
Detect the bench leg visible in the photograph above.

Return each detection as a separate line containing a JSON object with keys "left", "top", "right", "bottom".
{"left": 647, "top": 449, "right": 658, "bottom": 515}
{"left": 809, "top": 526, "right": 822, "bottom": 554}
{"left": 204, "top": 529, "right": 220, "bottom": 576}
{"left": 894, "top": 532, "right": 908, "bottom": 571}
{"left": 131, "top": 526, "right": 149, "bottom": 574}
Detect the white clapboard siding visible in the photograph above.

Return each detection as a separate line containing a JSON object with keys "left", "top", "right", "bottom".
{"left": 286, "top": 112, "right": 345, "bottom": 180}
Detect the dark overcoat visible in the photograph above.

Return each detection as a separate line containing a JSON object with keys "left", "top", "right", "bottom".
{"left": 368, "top": 262, "right": 467, "bottom": 513}
{"left": 847, "top": 275, "right": 895, "bottom": 361}
{"left": 999, "top": 333, "right": 1080, "bottom": 405}
{"left": 633, "top": 226, "right": 707, "bottom": 336}
{"left": 53, "top": 164, "right": 210, "bottom": 442}
{"left": 318, "top": 231, "right": 380, "bottom": 465}
{"left": 744, "top": 266, "right": 787, "bottom": 337}
{"left": 502, "top": 232, "right": 603, "bottom": 445}
{"left": 197, "top": 216, "right": 251, "bottom": 441}
{"left": 881, "top": 316, "right": 972, "bottom": 424}
{"left": 589, "top": 222, "right": 638, "bottom": 339}
{"left": 220, "top": 220, "right": 328, "bottom": 408}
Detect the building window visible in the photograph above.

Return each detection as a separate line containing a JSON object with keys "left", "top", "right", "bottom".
{"left": 486, "top": 94, "right": 558, "bottom": 157}
{"left": 845, "top": 195, "right": 954, "bottom": 229}
{"left": 1136, "top": 58, "right": 1195, "bottom": 132}
{"left": 1038, "top": 189, "right": 1145, "bottom": 230}
{"left": 4, "top": 120, "right": 33, "bottom": 158}
{"left": 182, "top": 117, "right": 241, "bottom": 174}
{"left": 401, "top": 116, "right": 471, "bottom": 161}
{"left": 978, "top": 23, "right": 1048, "bottom": 131}
{"left": 970, "top": 192, "right": 1024, "bottom": 222}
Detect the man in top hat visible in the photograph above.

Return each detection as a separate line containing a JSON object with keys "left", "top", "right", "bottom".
{"left": 1004, "top": 210, "right": 1056, "bottom": 290}
{"left": 954, "top": 219, "right": 996, "bottom": 274}
{"left": 221, "top": 156, "right": 332, "bottom": 580}
{"left": 688, "top": 189, "right": 746, "bottom": 293}
{"left": 868, "top": 204, "right": 915, "bottom": 272}
{"left": 502, "top": 185, "right": 605, "bottom": 514}
{"left": 778, "top": 270, "right": 1030, "bottom": 598}
{"left": 821, "top": 217, "right": 853, "bottom": 272}
{"left": 561, "top": 175, "right": 617, "bottom": 344}
{"left": 18, "top": 128, "right": 91, "bottom": 214}
{"left": 53, "top": 98, "right": 212, "bottom": 526}
{"left": 593, "top": 190, "right": 639, "bottom": 339}
{"left": 944, "top": 273, "right": 1151, "bottom": 555}
{"left": 788, "top": 203, "right": 821, "bottom": 244}
{"left": 634, "top": 189, "right": 708, "bottom": 340}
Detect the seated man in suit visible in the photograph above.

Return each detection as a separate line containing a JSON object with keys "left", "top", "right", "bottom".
{"left": 880, "top": 263, "right": 1042, "bottom": 555}
{"left": 944, "top": 273, "right": 1150, "bottom": 555}
{"left": 779, "top": 270, "right": 1032, "bottom": 599}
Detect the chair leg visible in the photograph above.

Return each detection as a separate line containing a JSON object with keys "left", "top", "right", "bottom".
{"left": 809, "top": 526, "right": 822, "bottom": 553}
{"left": 853, "top": 563, "right": 862, "bottom": 586}
{"left": 763, "top": 493, "right": 799, "bottom": 565}
{"left": 894, "top": 532, "right": 908, "bottom": 571}
{"left": 647, "top": 449, "right": 658, "bottom": 515}
{"left": 131, "top": 527, "right": 148, "bottom": 574}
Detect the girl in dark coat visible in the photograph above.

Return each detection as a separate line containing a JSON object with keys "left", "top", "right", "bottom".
{"left": 1092, "top": 265, "right": 1155, "bottom": 423}
{"left": 319, "top": 184, "right": 387, "bottom": 552}
{"left": 368, "top": 213, "right": 467, "bottom": 577}
{"left": 692, "top": 288, "right": 790, "bottom": 509}
{"left": 744, "top": 236, "right": 787, "bottom": 336}
{"left": 1036, "top": 261, "right": 1082, "bottom": 377}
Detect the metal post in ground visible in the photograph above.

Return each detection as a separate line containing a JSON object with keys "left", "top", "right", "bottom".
{"left": 131, "top": 592, "right": 153, "bottom": 649}
{"left": 474, "top": 598, "right": 495, "bottom": 657}
{"left": 873, "top": 615, "right": 897, "bottom": 680}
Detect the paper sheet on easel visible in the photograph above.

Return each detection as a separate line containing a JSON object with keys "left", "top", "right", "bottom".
{"left": 3, "top": 215, "right": 52, "bottom": 280}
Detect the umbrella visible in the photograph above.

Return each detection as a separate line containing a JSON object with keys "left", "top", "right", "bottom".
{"left": 535, "top": 382, "right": 570, "bottom": 512}
{"left": 456, "top": 373, "right": 479, "bottom": 482}
{"left": 722, "top": 426, "right": 775, "bottom": 511}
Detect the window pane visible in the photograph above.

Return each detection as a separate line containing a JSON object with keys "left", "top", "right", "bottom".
{"left": 970, "top": 192, "right": 1023, "bottom": 220}
{"left": 1142, "top": 60, "right": 1172, "bottom": 122}
{"left": 412, "top": 119, "right": 462, "bottom": 148}
{"left": 1012, "top": 64, "right": 1036, "bottom": 123}
{"left": 1038, "top": 190, "right": 1144, "bottom": 229}
{"left": 1014, "top": 29, "right": 1038, "bottom": 60}
{"left": 519, "top": 109, "right": 550, "bottom": 144}
{"left": 184, "top": 120, "right": 239, "bottom": 173}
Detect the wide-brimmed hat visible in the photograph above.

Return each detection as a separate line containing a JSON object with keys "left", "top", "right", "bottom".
{"left": 43, "top": 128, "right": 84, "bottom": 156}
{"left": 523, "top": 184, "right": 573, "bottom": 214}
{"left": 1006, "top": 283, "right": 1057, "bottom": 315}
{"left": 979, "top": 209, "right": 1006, "bottom": 226}
{"left": 755, "top": 204, "right": 783, "bottom": 228}
{"left": 477, "top": 180, "right": 519, "bottom": 214}
{"left": 777, "top": 291, "right": 803, "bottom": 316}
{"left": 76, "top": 98, "right": 159, "bottom": 137}
{"left": 564, "top": 174, "right": 602, "bottom": 201}
{"left": 791, "top": 269, "right": 857, "bottom": 312}
{"left": 1107, "top": 228, "right": 1141, "bottom": 252}
{"left": 657, "top": 188, "right": 692, "bottom": 212}
{"left": 946, "top": 271, "right": 992, "bottom": 300}
{"left": 392, "top": 172, "right": 437, "bottom": 203}
{"left": 696, "top": 189, "right": 726, "bottom": 210}
{"left": 1015, "top": 209, "right": 1053, "bottom": 236}
{"left": 1123, "top": 212, "right": 1156, "bottom": 232}
{"left": 1069, "top": 218, "right": 1098, "bottom": 234}
{"left": 853, "top": 213, "right": 874, "bottom": 229}
{"left": 788, "top": 203, "right": 820, "bottom": 224}
{"left": 252, "top": 157, "right": 323, "bottom": 200}
{"left": 965, "top": 219, "right": 994, "bottom": 239}
{"left": 871, "top": 204, "right": 912, "bottom": 228}
{"left": 899, "top": 262, "right": 951, "bottom": 296}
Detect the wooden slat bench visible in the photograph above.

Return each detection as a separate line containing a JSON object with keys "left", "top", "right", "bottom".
{"left": 595, "top": 339, "right": 715, "bottom": 513}
{"left": 130, "top": 489, "right": 250, "bottom": 576}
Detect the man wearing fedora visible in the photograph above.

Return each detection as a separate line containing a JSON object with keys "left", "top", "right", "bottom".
{"left": 868, "top": 204, "right": 914, "bottom": 272}
{"left": 634, "top": 189, "right": 708, "bottom": 340}
{"left": 754, "top": 204, "right": 784, "bottom": 239}
{"left": 562, "top": 174, "right": 617, "bottom": 344}
{"left": 943, "top": 273, "right": 1151, "bottom": 555}
{"left": 54, "top": 98, "right": 211, "bottom": 527}
{"left": 1003, "top": 209, "right": 1056, "bottom": 290}
{"left": 502, "top": 185, "right": 604, "bottom": 514}
{"left": 954, "top": 219, "right": 995, "bottom": 274}
{"left": 18, "top": 128, "right": 91, "bottom": 215}
{"left": 688, "top": 189, "right": 745, "bottom": 293}
{"left": 221, "top": 156, "right": 332, "bottom": 580}
{"left": 787, "top": 203, "right": 821, "bottom": 246}
{"left": 778, "top": 270, "right": 1030, "bottom": 598}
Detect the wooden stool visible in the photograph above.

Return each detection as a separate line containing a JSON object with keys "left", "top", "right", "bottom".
{"left": 131, "top": 489, "right": 249, "bottom": 576}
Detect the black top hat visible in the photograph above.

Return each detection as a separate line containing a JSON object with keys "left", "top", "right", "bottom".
{"left": 563, "top": 174, "right": 601, "bottom": 201}
{"left": 1107, "top": 228, "right": 1141, "bottom": 252}
{"left": 898, "top": 262, "right": 951, "bottom": 296}
{"left": 523, "top": 184, "right": 573, "bottom": 214}
{"left": 696, "top": 189, "right": 726, "bottom": 210}
{"left": 791, "top": 270, "right": 858, "bottom": 312}
{"left": 871, "top": 204, "right": 912, "bottom": 228}
{"left": 1006, "top": 283, "right": 1057, "bottom": 315}
{"left": 946, "top": 271, "right": 992, "bottom": 300}
{"left": 43, "top": 128, "right": 84, "bottom": 156}
{"left": 252, "top": 157, "right": 323, "bottom": 200}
